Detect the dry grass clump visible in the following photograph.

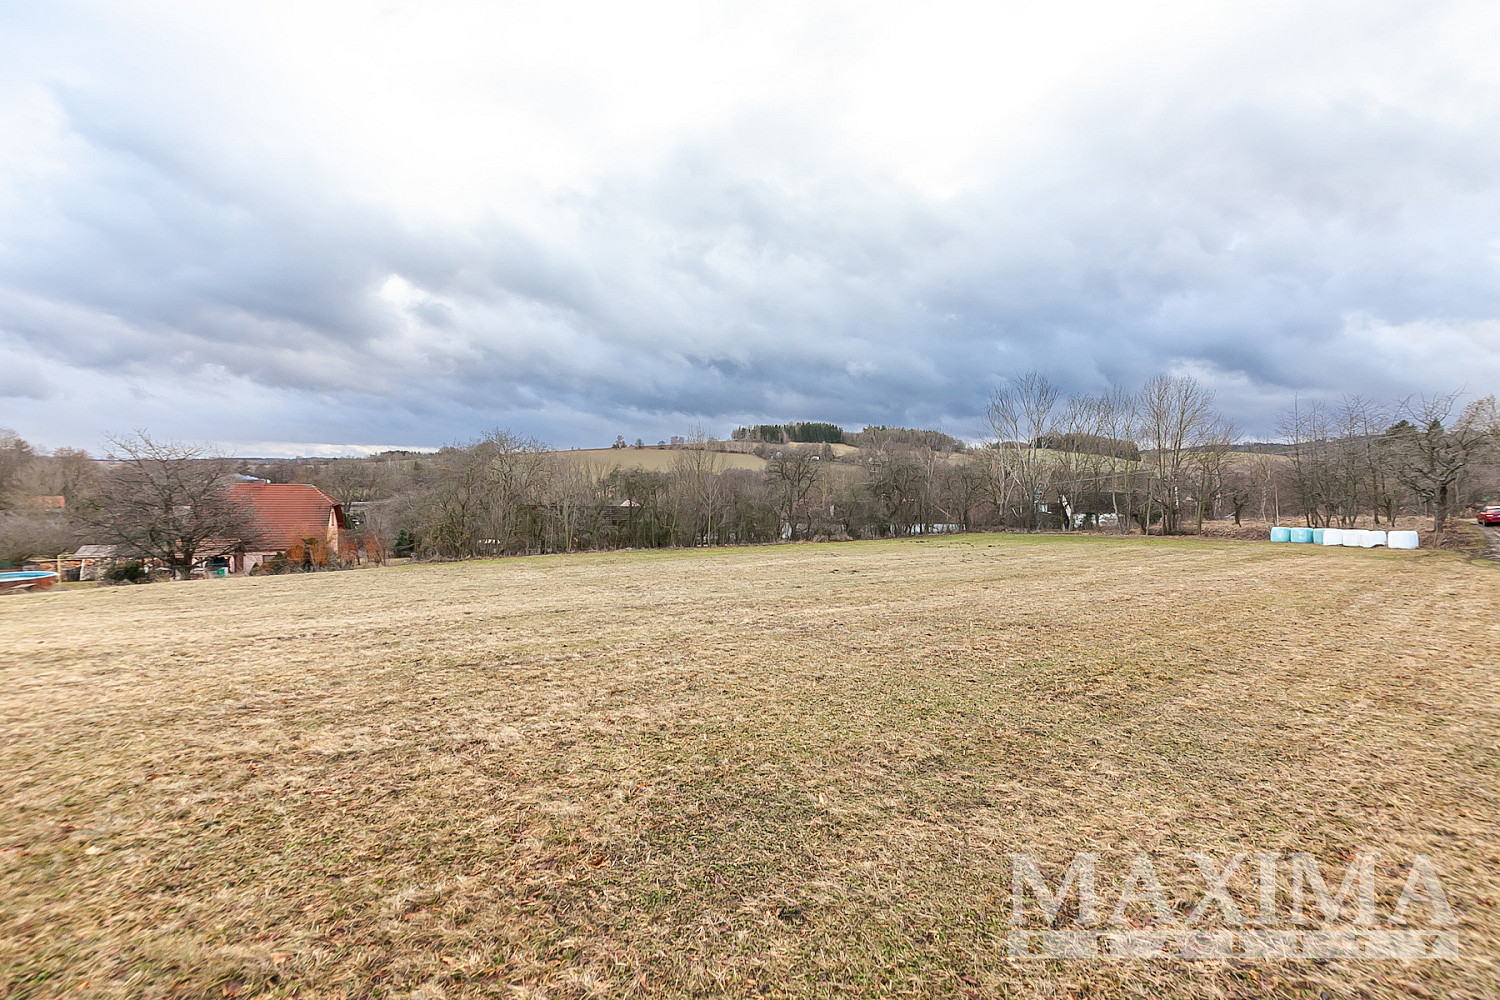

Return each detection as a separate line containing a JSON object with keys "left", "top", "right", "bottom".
{"left": 1, "top": 534, "right": 1496, "bottom": 998}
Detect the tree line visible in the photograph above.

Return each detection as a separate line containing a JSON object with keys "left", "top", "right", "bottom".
{"left": 1, "top": 373, "right": 1496, "bottom": 573}
{"left": 1276, "top": 392, "right": 1499, "bottom": 532}
{"left": 982, "top": 374, "right": 1497, "bottom": 535}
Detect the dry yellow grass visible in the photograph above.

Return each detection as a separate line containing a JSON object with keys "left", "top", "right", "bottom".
{"left": 1, "top": 535, "right": 1498, "bottom": 998}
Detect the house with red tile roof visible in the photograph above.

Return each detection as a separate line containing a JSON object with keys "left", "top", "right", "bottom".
{"left": 224, "top": 481, "right": 348, "bottom": 573}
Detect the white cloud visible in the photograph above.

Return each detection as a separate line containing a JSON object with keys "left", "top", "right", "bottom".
{"left": 1, "top": 0, "right": 1499, "bottom": 452}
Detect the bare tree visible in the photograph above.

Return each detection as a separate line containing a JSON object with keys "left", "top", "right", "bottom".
{"left": 1047, "top": 394, "right": 1094, "bottom": 530}
{"left": 766, "top": 448, "right": 821, "bottom": 540}
{"left": 0, "top": 438, "right": 102, "bottom": 510}
{"left": 1257, "top": 452, "right": 1283, "bottom": 524}
{"left": 1460, "top": 395, "right": 1500, "bottom": 510}
{"left": 1138, "top": 374, "right": 1218, "bottom": 534}
{"left": 309, "top": 459, "right": 392, "bottom": 527}
{"left": 1337, "top": 396, "right": 1402, "bottom": 526}
{"left": 809, "top": 462, "right": 861, "bottom": 538}
{"left": 933, "top": 458, "right": 988, "bottom": 532}
{"left": 987, "top": 371, "right": 1060, "bottom": 530}
{"left": 1190, "top": 418, "right": 1236, "bottom": 532}
{"left": 865, "top": 446, "right": 928, "bottom": 536}
{"left": 1279, "top": 396, "right": 1379, "bottom": 527}
{"left": 540, "top": 458, "right": 611, "bottom": 553}
{"left": 0, "top": 428, "right": 38, "bottom": 510}
{"left": 0, "top": 511, "right": 79, "bottom": 569}
{"left": 1219, "top": 455, "right": 1257, "bottom": 526}
{"left": 1094, "top": 385, "right": 1139, "bottom": 533}
{"left": 73, "top": 433, "right": 260, "bottom": 579}
{"left": 1389, "top": 393, "right": 1496, "bottom": 532}
{"left": 1323, "top": 396, "right": 1380, "bottom": 526}
{"left": 610, "top": 467, "right": 673, "bottom": 548}
{"left": 670, "top": 433, "right": 727, "bottom": 545}
{"left": 413, "top": 430, "right": 548, "bottom": 558}
{"left": 1278, "top": 397, "right": 1325, "bottom": 526}
{"left": 0, "top": 429, "right": 88, "bottom": 569}
{"left": 417, "top": 447, "right": 489, "bottom": 558}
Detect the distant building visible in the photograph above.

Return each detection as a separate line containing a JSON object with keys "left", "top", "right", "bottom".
{"left": 24, "top": 544, "right": 117, "bottom": 581}
{"left": 225, "top": 482, "right": 349, "bottom": 573}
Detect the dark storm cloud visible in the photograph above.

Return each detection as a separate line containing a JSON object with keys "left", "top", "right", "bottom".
{"left": 2, "top": 2, "right": 1498, "bottom": 453}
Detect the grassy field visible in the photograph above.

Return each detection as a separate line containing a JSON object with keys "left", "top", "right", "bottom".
{"left": 1, "top": 534, "right": 1497, "bottom": 998}
{"left": 550, "top": 448, "right": 768, "bottom": 472}
{"left": 550, "top": 442, "right": 867, "bottom": 472}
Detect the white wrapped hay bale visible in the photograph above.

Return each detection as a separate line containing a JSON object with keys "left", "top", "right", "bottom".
{"left": 1388, "top": 530, "right": 1420, "bottom": 549}
{"left": 1342, "top": 529, "right": 1366, "bottom": 547}
{"left": 1322, "top": 528, "right": 1345, "bottom": 546}
{"left": 1363, "top": 530, "right": 1386, "bottom": 547}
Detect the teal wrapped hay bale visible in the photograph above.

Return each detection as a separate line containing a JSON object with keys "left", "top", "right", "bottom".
{"left": 1312, "top": 528, "right": 1326, "bottom": 544}
{"left": 1270, "top": 526, "right": 1292, "bottom": 542}
{"left": 1290, "top": 527, "right": 1314, "bottom": 543}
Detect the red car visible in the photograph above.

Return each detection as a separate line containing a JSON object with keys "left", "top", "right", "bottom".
{"left": 1479, "top": 505, "right": 1500, "bottom": 526}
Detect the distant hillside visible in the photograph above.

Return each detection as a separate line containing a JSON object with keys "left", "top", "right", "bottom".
{"left": 1034, "top": 433, "right": 1140, "bottom": 462}
{"left": 731, "top": 421, "right": 846, "bottom": 444}
{"left": 844, "top": 426, "right": 966, "bottom": 452}
{"left": 1230, "top": 442, "right": 1295, "bottom": 456}
{"left": 556, "top": 434, "right": 1154, "bottom": 473}
{"left": 552, "top": 448, "right": 768, "bottom": 472}
{"left": 728, "top": 422, "right": 968, "bottom": 453}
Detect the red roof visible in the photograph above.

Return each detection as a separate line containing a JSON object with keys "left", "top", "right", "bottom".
{"left": 227, "top": 482, "right": 346, "bottom": 552}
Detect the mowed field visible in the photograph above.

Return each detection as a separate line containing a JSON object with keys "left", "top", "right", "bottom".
{"left": 2, "top": 535, "right": 1498, "bottom": 999}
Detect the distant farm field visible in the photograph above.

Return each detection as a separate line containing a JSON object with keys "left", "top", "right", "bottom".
{"left": 551, "top": 447, "right": 769, "bottom": 472}
{"left": 2, "top": 535, "right": 1497, "bottom": 998}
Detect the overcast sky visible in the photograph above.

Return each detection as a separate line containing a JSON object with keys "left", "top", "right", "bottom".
{"left": 2, "top": 1, "right": 1498, "bottom": 456}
